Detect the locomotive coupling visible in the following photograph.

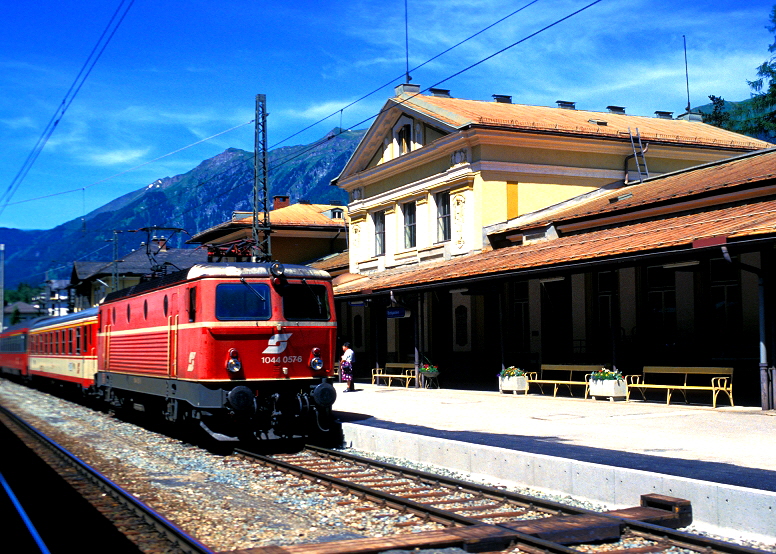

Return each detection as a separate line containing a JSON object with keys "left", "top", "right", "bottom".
{"left": 312, "top": 382, "right": 337, "bottom": 407}
{"left": 226, "top": 386, "right": 257, "bottom": 419}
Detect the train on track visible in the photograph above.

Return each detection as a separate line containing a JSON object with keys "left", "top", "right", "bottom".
{"left": 0, "top": 262, "right": 339, "bottom": 442}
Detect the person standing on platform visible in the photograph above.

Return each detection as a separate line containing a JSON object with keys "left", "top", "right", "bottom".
{"left": 340, "top": 342, "right": 355, "bottom": 392}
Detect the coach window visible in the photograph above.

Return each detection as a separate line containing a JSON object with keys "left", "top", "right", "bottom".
{"left": 164, "top": 295, "right": 169, "bottom": 317}
{"left": 143, "top": 299, "right": 148, "bottom": 320}
{"left": 68, "top": 328, "right": 73, "bottom": 355}
{"left": 76, "top": 327, "right": 82, "bottom": 355}
{"left": 112, "top": 307, "right": 116, "bottom": 325}
{"left": 127, "top": 304, "right": 131, "bottom": 322}
{"left": 188, "top": 288, "right": 196, "bottom": 322}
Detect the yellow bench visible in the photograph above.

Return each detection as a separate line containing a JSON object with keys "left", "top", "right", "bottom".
{"left": 526, "top": 364, "right": 603, "bottom": 397}
{"left": 627, "top": 366, "right": 734, "bottom": 408}
{"left": 372, "top": 363, "right": 416, "bottom": 388}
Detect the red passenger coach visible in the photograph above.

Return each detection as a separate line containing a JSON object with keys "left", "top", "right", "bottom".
{"left": 96, "top": 262, "right": 338, "bottom": 441}
{"left": 0, "top": 318, "right": 49, "bottom": 378}
{"left": 28, "top": 309, "right": 99, "bottom": 387}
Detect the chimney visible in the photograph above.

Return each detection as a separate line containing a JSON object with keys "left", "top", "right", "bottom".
{"left": 607, "top": 105, "right": 626, "bottom": 114}
{"left": 654, "top": 111, "right": 674, "bottom": 120}
{"left": 678, "top": 112, "right": 703, "bottom": 122}
{"left": 429, "top": 88, "right": 451, "bottom": 98}
{"left": 394, "top": 83, "right": 421, "bottom": 96}
{"left": 153, "top": 236, "right": 168, "bottom": 252}
{"left": 556, "top": 100, "right": 576, "bottom": 110}
{"left": 273, "top": 195, "right": 290, "bottom": 210}
{"left": 492, "top": 94, "right": 512, "bottom": 104}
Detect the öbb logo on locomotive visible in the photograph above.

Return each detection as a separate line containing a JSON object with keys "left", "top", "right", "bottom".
{"left": 0, "top": 262, "right": 340, "bottom": 442}
{"left": 263, "top": 333, "right": 293, "bottom": 354}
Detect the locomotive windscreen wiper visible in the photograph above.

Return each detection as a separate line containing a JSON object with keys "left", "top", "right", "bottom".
{"left": 301, "top": 278, "right": 324, "bottom": 315}
{"left": 239, "top": 276, "right": 266, "bottom": 302}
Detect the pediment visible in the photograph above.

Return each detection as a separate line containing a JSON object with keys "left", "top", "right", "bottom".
{"left": 333, "top": 96, "right": 456, "bottom": 187}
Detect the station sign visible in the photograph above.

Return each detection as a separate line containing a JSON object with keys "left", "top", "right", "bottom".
{"left": 386, "top": 307, "right": 411, "bottom": 319}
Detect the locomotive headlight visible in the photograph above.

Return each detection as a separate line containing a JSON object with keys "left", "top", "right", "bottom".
{"left": 309, "top": 347, "right": 323, "bottom": 371}
{"left": 226, "top": 348, "right": 242, "bottom": 373}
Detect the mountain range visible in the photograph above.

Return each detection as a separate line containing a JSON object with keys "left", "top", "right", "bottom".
{"left": 0, "top": 128, "right": 365, "bottom": 289}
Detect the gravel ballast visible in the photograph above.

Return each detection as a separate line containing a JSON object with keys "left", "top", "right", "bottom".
{"left": 1, "top": 379, "right": 773, "bottom": 553}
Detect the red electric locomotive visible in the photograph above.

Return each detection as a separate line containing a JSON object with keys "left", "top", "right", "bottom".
{"left": 96, "top": 261, "right": 338, "bottom": 441}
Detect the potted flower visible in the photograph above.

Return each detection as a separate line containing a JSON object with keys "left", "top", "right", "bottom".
{"left": 419, "top": 363, "right": 439, "bottom": 378}
{"left": 586, "top": 368, "right": 627, "bottom": 400}
{"left": 419, "top": 363, "right": 439, "bottom": 388}
{"left": 498, "top": 366, "right": 528, "bottom": 395}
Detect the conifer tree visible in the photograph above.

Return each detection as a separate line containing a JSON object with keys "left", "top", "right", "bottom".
{"left": 738, "top": 5, "right": 776, "bottom": 138}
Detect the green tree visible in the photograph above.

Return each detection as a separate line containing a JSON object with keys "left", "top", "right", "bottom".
{"left": 738, "top": 5, "right": 776, "bottom": 138}
{"left": 4, "top": 282, "right": 42, "bottom": 305}
{"left": 705, "top": 95, "right": 732, "bottom": 129}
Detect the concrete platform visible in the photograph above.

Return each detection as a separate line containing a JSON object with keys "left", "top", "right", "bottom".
{"left": 332, "top": 383, "right": 776, "bottom": 543}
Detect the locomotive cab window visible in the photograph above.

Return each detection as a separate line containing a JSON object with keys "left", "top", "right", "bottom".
{"left": 215, "top": 283, "right": 271, "bottom": 320}
{"left": 188, "top": 287, "right": 196, "bottom": 322}
{"left": 281, "top": 283, "right": 330, "bottom": 321}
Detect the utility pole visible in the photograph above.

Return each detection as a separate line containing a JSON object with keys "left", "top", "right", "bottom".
{"left": 0, "top": 244, "right": 4, "bottom": 331}
{"left": 111, "top": 230, "right": 121, "bottom": 291}
{"left": 252, "top": 94, "right": 271, "bottom": 262}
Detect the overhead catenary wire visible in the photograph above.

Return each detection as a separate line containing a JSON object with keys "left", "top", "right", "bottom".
{"left": 5, "top": 120, "right": 254, "bottom": 207}
{"left": 6, "top": 0, "right": 549, "bottom": 210}
{"left": 268, "top": 0, "right": 602, "bottom": 173}
{"left": 0, "top": 0, "right": 136, "bottom": 217}
{"left": 268, "top": 0, "right": 542, "bottom": 151}
{"left": 6, "top": 0, "right": 604, "bottom": 268}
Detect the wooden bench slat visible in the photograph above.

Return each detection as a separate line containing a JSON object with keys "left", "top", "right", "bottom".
{"left": 527, "top": 364, "right": 602, "bottom": 398}
{"left": 372, "top": 363, "right": 417, "bottom": 388}
{"left": 627, "top": 366, "right": 734, "bottom": 408}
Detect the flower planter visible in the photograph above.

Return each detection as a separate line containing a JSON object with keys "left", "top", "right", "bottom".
{"left": 499, "top": 375, "right": 528, "bottom": 395}
{"left": 420, "top": 370, "right": 440, "bottom": 388}
{"left": 588, "top": 378, "right": 627, "bottom": 401}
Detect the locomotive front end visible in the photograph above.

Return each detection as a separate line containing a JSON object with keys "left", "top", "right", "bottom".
{"left": 191, "top": 263, "right": 339, "bottom": 441}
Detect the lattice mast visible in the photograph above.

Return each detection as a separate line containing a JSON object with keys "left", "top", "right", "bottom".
{"left": 252, "top": 94, "right": 271, "bottom": 262}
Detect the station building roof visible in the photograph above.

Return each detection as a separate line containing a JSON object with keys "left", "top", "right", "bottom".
{"left": 333, "top": 148, "right": 776, "bottom": 297}
{"left": 396, "top": 93, "right": 772, "bottom": 151}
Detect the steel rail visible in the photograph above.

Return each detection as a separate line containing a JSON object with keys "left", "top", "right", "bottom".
{"left": 237, "top": 447, "right": 484, "bottom": 527}
{"left": 257, "top": 446, "right": 770, "bottom": 554}
{"left": 306, "top": 444, "right": 591, "bottom": 515}
{"left": 0, "top": 404, "right": 214, "bottom": 554}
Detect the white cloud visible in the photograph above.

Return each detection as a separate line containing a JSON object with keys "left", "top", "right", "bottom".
{"left": 86, "top": 147, "right": 151, "bottom": 166}
{"left": 0, "top": 116, "right": 37, "bottom": 130}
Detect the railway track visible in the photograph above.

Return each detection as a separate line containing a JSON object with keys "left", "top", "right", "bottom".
{"left": 236, "top": 446, "right": 770, "bottom": 554}
{"left": 0, "top": 404, "right": 213, "bottom": 554}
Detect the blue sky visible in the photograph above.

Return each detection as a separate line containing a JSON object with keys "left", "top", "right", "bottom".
{"left": 1, "top": 0, "right": 774, "bottom": 230}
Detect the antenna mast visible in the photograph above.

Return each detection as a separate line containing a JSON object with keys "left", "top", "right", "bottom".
{"left": 252, "top": 94, "right": 271, "bottom": 262}
{"left": 404, "top": 0, "right": 411, "bottom": 82}
{"left": 683, "top": 35, "right": 691, "bottom": 114}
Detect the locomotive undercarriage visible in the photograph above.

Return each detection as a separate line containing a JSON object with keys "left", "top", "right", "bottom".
{"left": 95, "top": 371, "right": 338, "bottom": 442}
